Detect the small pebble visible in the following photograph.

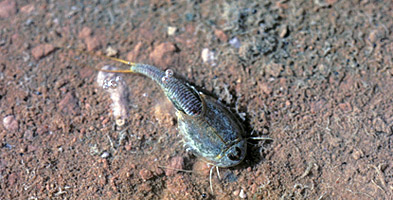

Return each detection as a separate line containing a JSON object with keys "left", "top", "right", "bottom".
{"left": 166, "top": 156, "right": 184, "bottom": 176}
{"left": 192, "top": 160, "right": 211, "bottom": 176}
{"left": 167, "top": 26, "right": 177, "bottom": 36}
{"left": 85, "top": 36, "right": 102, "bottom": 51}
{"left": 101, "top": 151, "right": 110, "bottom": 158}
{"left": 149, "top": 42, "right": 176, "bottom": 66}
{"left": 368, "top": 30, "right": 379, "bottom": 43}
{"left": 214, "top": 29, "right": 228, "bottom": 42}
{"left": 201, "top": 48, "right": 216, "bottom": 66}
{"left": 31, "top": 44, "right": 55, "bottom": 60}
{"left": 20, "top": 4, "right": 35, "bottom": 14}
{"left": 115, "top": 118, "right": 125, "bottom": 127}
{"left": 78, "top": 27, "right": 92, "bottom": 39}
{"left": 279, "top": 25, "right": 288, "bottom": 38}
{"left": 229, "top": 37, "right": 241, "bottom": 49}
{"left": 106, "top": 46, "right": 118, "bottom": 57}
{"left": 3, "top": 115, "right": 18, "bottom": 131}
{"left": 239, "top": 189, "right": 247, "bottom": 199}
{"left": 352, "top": 149, "right": 363, "bottom": 160}
{"left": 58, "top": 92, "right": 80, "bottom": 114}
{"left": 139, "top": 169, "right": 154, "bottom": 181}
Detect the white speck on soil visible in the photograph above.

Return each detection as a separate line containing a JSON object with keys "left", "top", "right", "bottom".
{"left": 3, "top": 115, "right": 18, "bottom": 131}
{"left": 239, "top": 189, "right": 247, "bottom": 199}
{"left": 201, "top": 48, "right": 216, "bottom": 66}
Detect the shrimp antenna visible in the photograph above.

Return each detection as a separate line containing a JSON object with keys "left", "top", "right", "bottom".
{"left": 65, "top": 47, "right": 137, "bottom": 74}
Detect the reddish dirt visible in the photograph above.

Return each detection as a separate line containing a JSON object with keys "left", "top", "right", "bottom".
{"left": 1, "top": 0, "right": 392, "bottom": 199}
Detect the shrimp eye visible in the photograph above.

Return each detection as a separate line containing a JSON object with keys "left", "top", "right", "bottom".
{"left": 228, "top": 147, "right": 242, "bottom": 161}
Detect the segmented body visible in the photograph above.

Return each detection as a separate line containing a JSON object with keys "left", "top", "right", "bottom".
{"left": 131, "top": 64, "right": 202, "bottom": 116}
{"left": 130, "top": 63, "right": 246, "bottom": 168}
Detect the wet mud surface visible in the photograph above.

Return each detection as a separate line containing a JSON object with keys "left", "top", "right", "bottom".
{"left": 1, "top": 0, "right": 392, "bottom": 199}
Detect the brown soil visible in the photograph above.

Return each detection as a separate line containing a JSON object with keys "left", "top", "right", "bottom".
{"left": 1, "top": 0, "right": 392, "bottom": 199}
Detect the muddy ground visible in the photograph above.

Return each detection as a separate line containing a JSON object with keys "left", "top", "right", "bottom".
{"left": 1, "top": 0, "right": 392, "bottom": 199}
